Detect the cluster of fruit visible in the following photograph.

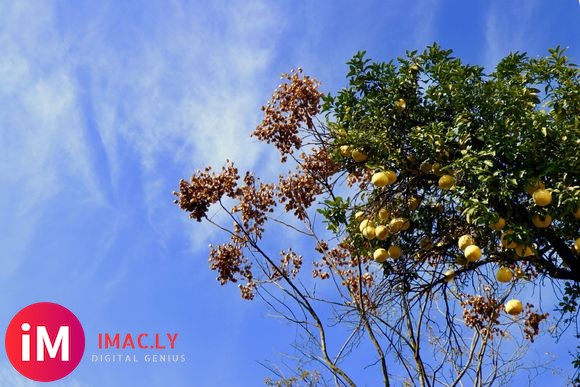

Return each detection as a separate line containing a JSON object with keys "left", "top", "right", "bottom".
{"left": 339, "top": 139, "right": 577, "bottom": 321}
{"left": 456, "top": 233, "right": 523, "bottom": 315}
{"left": 457, "top": 234, "right": 482, "bottom": 262}
{"left": 452, "top": 177, "right": 580, "bottom": 317}
{"left": 354, "top": 207, "right": 405, "bottom": 263}
{"left": 525, "top": 181, "right": 580, "bottom": 259}
{"left": 494, "top": 179, "right": 578, "bottom": 258}
{"left": 339, "top": 145, "right": 368, "bottom": 163}
{"left": 528, "top": 180, "right": 553, "bottom": 229}
{"left": 340, "top": 139, "right": 421, "bottom": 263}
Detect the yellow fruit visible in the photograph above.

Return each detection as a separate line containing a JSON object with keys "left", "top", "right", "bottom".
{"left": 373, "top": 248, "right": 388, "bottom": 263}
{"left": 489, "top": 217, "right": 506, "bottom": 231}
{"left": 464, "top": 245, "right": 482, "bottom": 262}
{"left": 351, "top": 149, "right": 367, "bottom": 163}
{"left": 500, "top": 231, "right": 518, "bottom": 249}
{"left": 458, "top": 235, "right": 475, "bottom": 250}
{"left": 372, "top": 172, "right": 390, "bottom": 187}
{"left": 385, "top": 170, "right": 397, "bottom": 184}
{"left": 433, "top": 202, "right": 444, "bottom": 213}
{"left": 532, "top": 214, "right": 552, "bottom": 228}
{"left": 354, "top": 211, "right": 365, "bottom": 222}
{"left": 400, "top": 218, "right": 411, "bottom": 231}
{"left": 395, "top": 98, "right": 406, "bottom": 111}
{"left": 575, "top": 238, "right": 579, "bottom": 254}
{"left": 362, "top": 226, "right": 376, "bottom": 240}
{"left": 438, "top": 175, "right": 455, "bottom": 190}
{"left": 389, "top": 218, "right": 405, "bottom": 233}
{"left": 419, "top": 162, "right": 432, "bottom": 174}
{"left": 526, "top": 179, "right": 544, "bottom": 195}
{"left": 496, "top": 267, "right": 513, "bottom": 283}
{"left": 505, "top": 299, "right": 523, "bottom": 315}
{"left": 443, "top": 269, "right": 455, "bottom": 282}
{"left": 388, "top": 245, "right": 402, "bottom": 259}
{"left": 378, "top": 208, "right": 389, "bottom": 220}
{"left": 574, "top": 207, "right": 580, "bottom": 219}
{"left": 532, "top": 189, "right": 552, "bottom": 207}
{"left": 408, "top": 197, "right": 421, "bottom": 211}
{"left": 339, "top": 145, "right": 351, "bottom": 157}
{"left": 375, "top": 225, "right": 390, "bottom": 240}
{"left": 359, "top": 219, "right": 375, "bottom": 233}
{"left": 359, "top": 220, "right": 367, "bottom": 232}
{"left": 431, "top": 163, "right": 443, "bottom": 176}
{"left": 515, "top": 244, "right": 535, "bottom": 257}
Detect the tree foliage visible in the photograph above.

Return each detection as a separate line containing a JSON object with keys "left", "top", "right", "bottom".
{"left": 175, "top": 45, "right": 579, "bottom": 386}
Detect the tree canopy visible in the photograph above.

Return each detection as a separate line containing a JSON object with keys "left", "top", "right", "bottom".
{"left": 176, "top": 44, "right": 579, "bottom": 386}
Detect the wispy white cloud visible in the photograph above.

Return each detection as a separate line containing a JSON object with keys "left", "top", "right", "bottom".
{"left": 82, "top": 0, "right": 279, "bottom": 170}
{"left": 0, "top": 0, "right": 285, "bottom": 273}
{"left": 0, "top": 5, "right": 287, "bottom": 384}
{"left": 484, "top": 0, "right": 539, "bottom": 70}
{"left": 409, "top": 0, "right": 442, "bottom": 48}
{"left": 0, "top": 1, "right": 106, "bottom": 277}
{"left": 74, "top": 1, "right": 283, "bottom": 245}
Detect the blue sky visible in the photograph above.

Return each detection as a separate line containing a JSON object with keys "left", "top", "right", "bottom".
{"left": 0, "top": 1, "right": 578, "bottom": 386}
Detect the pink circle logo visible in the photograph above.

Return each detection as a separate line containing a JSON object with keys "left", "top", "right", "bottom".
{"left": 5, "top": 302, "right": 85, "bottom": 382}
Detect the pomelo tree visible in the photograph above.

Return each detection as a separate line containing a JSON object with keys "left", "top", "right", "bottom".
{"left": 175, "top": 44, "right": 579, "bottom": 386}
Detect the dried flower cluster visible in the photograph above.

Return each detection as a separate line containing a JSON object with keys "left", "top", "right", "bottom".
{"left": 253, "top": 68, "right": 323, "bottom": 161}
{"left": 313, "top": 240, "right": 350, "bottom": 279}
{"left": 208, "top": 241, "right": 256, "bottom": 300}
{"left": 278, "top": 148, "right": 339, "bottom": 220}
{"left": 344, "top": 274, "right": 377, "bottom": 312}
{"left": 175, "top": 161, "right": 278, "bottom": 300}
{"left": 231, "top": 172, "right": 275, "bottom": 240}
{"left": 220, "top": 173, "right": 278, "bottom": 299}
{"left": 460, "top": 293, "right": 501, "bottom": 335}
{"left": 522, "top": 305, "right": 549, "bottom": 342}
{"left": 342, "top": 272, "right": 375, "bottom": 296}
{"left": 174, "top": 162, "right": 239, "bottom": 221}
{"left": 271, "top": 249, "right": 303, "bottom": 280}
{"left": 175, "top": 69, "right": 332, "bottom": 301}
{"left": 208, "top": 243, "right": 251, "bottom": 285}
{"left": 346, "top": 170, "right": 373, "bottom": 190}
{"left": 239, "top": 282, "right": 256, "bottom": 300}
